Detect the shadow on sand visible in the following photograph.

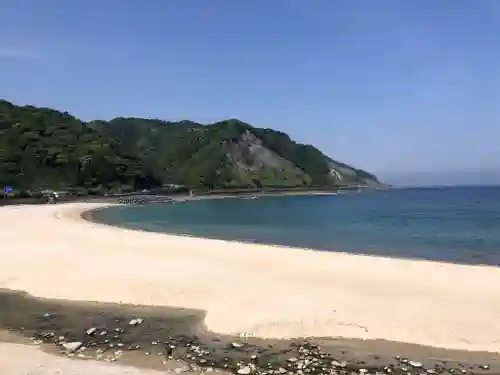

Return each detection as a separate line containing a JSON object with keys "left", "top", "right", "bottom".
{"left": 0, "top": 289, "right": 499, "bottom": 374}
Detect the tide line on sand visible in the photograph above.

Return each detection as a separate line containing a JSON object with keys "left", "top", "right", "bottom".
{"left": 0, "top": 202, "right": 500, "bottom": 353}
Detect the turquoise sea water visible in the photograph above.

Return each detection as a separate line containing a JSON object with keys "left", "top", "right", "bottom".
{"left": 93, "top": 186, "right": 500, "bottom": 266}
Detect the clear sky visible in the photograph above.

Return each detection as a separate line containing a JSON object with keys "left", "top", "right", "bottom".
{"left": 1, "top": 0, "right": 499, "bottom": 184}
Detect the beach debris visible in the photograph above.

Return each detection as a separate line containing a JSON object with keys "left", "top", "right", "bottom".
{"left": 409, "top": 360, "right": 423, "bottom": 368}
{"left": 42, "top": 312, "right": 52, "bottom": 318}
{"left": 166, "top": 345, "right": 175, "bottom": 358}
{"left": 330, "top": 360, "right": 342, "bottom": 367}
{"left": 237, "top": 365, "right": 253, "bottom": 374}
{"left": 128, "top": 317, "right": 144, "bottom": 326}
{"left": 17, "top": 315, "right": 491, "bottom": 375}
{"left": 62, "top": 341, "right": 83, "bottom": 352}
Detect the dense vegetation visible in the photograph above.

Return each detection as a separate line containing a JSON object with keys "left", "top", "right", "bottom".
{"left": 0, "top": 99, "right": 380, "bottom": 192}
{"left": 0, "top": 100, "right": 159, "bottom": 192}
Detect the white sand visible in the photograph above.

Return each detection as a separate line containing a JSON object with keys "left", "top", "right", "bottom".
{"left": 0, "top": 342, "right": 176, "bottom": 375}
{"left": 1, "top": 202, "right": 500, "bottom": 354}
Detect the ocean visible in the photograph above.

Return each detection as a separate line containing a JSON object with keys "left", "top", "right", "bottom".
{"left": 92, "top": 186, "right": 500, "bottom": 266}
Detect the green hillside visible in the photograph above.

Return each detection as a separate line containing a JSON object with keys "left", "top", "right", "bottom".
{"left": 0, "top": 100, "right": 159, "bottom": 191}
{"left": 0, "top": 99, "right": 380, "bottom": 191}
{"left": 93, "top": 117, "right": 380, "bottom": 188}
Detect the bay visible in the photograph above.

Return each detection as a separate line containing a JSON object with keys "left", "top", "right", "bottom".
{"left": 93, "top": 186, "right": 500, "bottom": 266}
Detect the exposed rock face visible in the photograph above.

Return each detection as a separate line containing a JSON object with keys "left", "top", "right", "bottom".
{"left": 328, "top": 168, "right": 344, "bottom": 182}
{"left": 91, "top": 116, "right": 382, "bottom": 188}
{"left": 228, "top": 131, "right": 311, "bottom": 187}
{"left": 0, "top": 99, "right": 382, "bottom": 189}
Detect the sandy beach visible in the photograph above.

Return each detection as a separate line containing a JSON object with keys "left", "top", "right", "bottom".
{"left": 0, "top": 341, "right": 177, "bottom": 375}
{"left": 1, "top": 202, "right": 500, "bottom": 373}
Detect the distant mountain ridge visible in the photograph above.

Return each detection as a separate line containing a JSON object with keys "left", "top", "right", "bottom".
{"left": 0, "top": 99, "right": 381, "bottom": 190}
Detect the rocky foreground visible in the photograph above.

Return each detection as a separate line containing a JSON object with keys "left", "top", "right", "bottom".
{"left": 1, "top": 289, "right": 498, "bottom": 375}
{"left": 24, "top": 330, "right": 496, "bottom": 375}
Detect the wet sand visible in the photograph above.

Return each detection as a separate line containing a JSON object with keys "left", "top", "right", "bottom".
{"left": 1, "top": 202, "right": 500, "bottom": 374}
{"left": 1, "top": 289, "right": 499, "bottom": 374}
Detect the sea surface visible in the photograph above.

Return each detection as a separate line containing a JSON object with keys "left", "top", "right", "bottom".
{"left": 93, "top": 186, "right": 500, "bottom": 266}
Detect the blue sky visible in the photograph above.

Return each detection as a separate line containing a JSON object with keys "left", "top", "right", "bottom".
{"left": 1, "top": 0, "right": 499, "bottom": 184}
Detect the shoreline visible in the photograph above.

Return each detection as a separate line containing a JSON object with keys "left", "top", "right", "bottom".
{"left": 1, "top": 202, "right": 500, "bottom": 373}
{"left": 3, "top": 201, "right": 500, "bottom": 350}
{"left": 0, "top": 188, "right": 347, "bottom": 207}
{"left": 83, "top": 199, "right": 499, "bottom": 270}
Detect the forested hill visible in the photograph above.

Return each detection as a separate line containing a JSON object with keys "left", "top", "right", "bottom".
{"left": 0, "top": 100, "right": 160, "bottom": 191}
{"left": 0, "top": 99, "right": 381, "bottom": 191}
